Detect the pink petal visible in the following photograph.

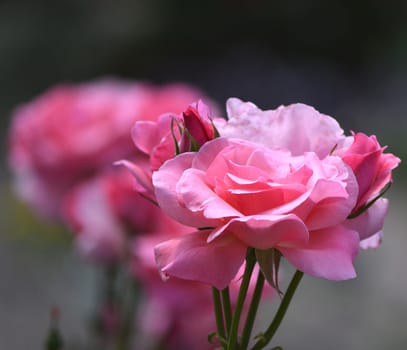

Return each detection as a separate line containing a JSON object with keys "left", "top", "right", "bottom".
{"left": 153, "top": 153, "right": 213, "bottom": 228}
{"left": 360, "top": 231, "right": 383, "bottom": 250}
{"left": 149, "top": 133, "right": 178, "bottom": 171}
{"left": 115, "top": 160, "right": 154, "bottom": 194}
{"left": 191, "top": 137, "right": 232, "bottom": 171}
{"left": 279, "top": 225, "right": 359, "bottom": 280}
{"left": 155, "top": 231, "right": 247, "bottom": 289}
{"left": 226, "top": 98, "right": 262, "bottom": 117}
{"left": 209, "top": 214, "right": 309, "bottom": 250}
{"left": 132, "top": 121, "right": 161, "bottom": 154}
{"left": 304, "top": 178, "right": 356, "bottom": 230}
{"left": 301, "top": 155, "right": 358, "bottom": 230}
{"left": 344, "top": 198, "right": 389, "bottom": 241}
{"left": 270, "top": 103, "right": 345, "bottom": 157}
{"left": 223, "top": 99, "right": 345, "bottom": 158}
{"left": 179, "top": 168, "right": 242, "bottom": 220}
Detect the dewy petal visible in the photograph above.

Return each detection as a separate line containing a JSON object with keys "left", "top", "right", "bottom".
{"left": 153, "top": 153, "right": 214, "bottom": 228}
{"left": 154, "top": 231, "right": 247, "bottom": 289}
{"left": 279, "top": 225, "right": 359, "bottom": 280}
{"left": 209, "top": 214, "right": 309, "bottom": 250}
{"left": 344, "top": 198, "right": 389, "bottom": 241}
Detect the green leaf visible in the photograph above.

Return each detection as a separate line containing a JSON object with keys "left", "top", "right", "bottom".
{"left": 254, "top": 332, "right": 266, "bottom": 341}
{"left": 348, "top": 182, "right": 392, "bottom": 219}
{"left": 211, "top": 119, "right": 221, "bottom": 138}
{"left": 208, "top": 332, "right": 217, "bottom": 344}
{"left": 255, "top": 248, "right": 283, "bottom": 295}
{"left": 182, "top": 127, "right": 200, "bottom": 152}
{"left": 208, "top": 332, "right": 228, "bottom": 347}
{"left": 170, "top": 117, "right": 181, "bottom": 155}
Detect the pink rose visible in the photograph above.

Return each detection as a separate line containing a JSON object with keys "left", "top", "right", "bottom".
{"left": 218, "top": 99, "right": 399, "bottom": 249}
{"left": 148, "top": 99, "right": 399, "bottom": 287}
{"left": 62, "top": 167, "right": 146, "bottom": 264}
{"left": 154, "top": 137, "right": 362, "bottom": 288}
{"left": 8, "top": 79, "right": 206, "bottom": 217}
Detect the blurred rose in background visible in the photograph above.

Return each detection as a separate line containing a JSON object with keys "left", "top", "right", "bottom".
{"left": 7, "top": 80, "right": 206, "bottom": 218}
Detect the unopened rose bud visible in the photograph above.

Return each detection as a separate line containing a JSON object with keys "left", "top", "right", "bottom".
{"left": 180, "top": 100, "right": 218, "bottom": 152}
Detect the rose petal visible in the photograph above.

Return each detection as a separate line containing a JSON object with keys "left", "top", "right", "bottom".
{"left": 191, "top": 137, "right": 232, "bottom": 171}
{"left": 209, "top": 214, "right": 309, "bottom": 250}
{"left": 155, "top": 231, "right": 247, "bottom": 289}
{"left": 304, "top": 178, "right": 356, "bottom": 230}
{"left": 153, "top": 153, "right": 214, "bottom": 228}
{"left": 115, "top": 159, "right": 154, "bottom": 194}
{"left": 344, "top": 198, "right": 389, "bottom": 241}
{"left": 179, "top": 168, "right": 242, "bottom": 220}
{"left": 132, "top": 121, "right": 161, "bottom": 154}
{"left": 359, "top": 231, "right": 383, "bottom": 250}
{"left": 279, "top": 225, "right": 359, "bottom": 280}
{"left": 222, "top": 99, "right": 345, "bottom": 158}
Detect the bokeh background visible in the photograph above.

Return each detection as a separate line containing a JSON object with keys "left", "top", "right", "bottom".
{"left": 1, "top": 1, "right": 407, "bottom": 349}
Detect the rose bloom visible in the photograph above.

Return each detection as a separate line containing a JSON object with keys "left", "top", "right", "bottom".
{"left": 152, "top": 99, "right": 400, "bottom": 288}
{"left": 8, "top": 79, "right": 207, "bottom": 217}
{"left": 219, "top": 99, "right": 400, "bottom": 249}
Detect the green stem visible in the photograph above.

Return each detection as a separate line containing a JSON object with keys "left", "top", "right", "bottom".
{"left": 240, "top": 269, "right": 265, "bottom": 349}
{"left": 212, "top": 287, "right": 226, "bottom": 344}
{"left": 251, "top": 270, "right": 304, "bottom": 350}
{"left": 227, "top": 249, "right": 256, "bottom": 350}
{"left": 221, "top": 287, "right": 232, "bottom": 336}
